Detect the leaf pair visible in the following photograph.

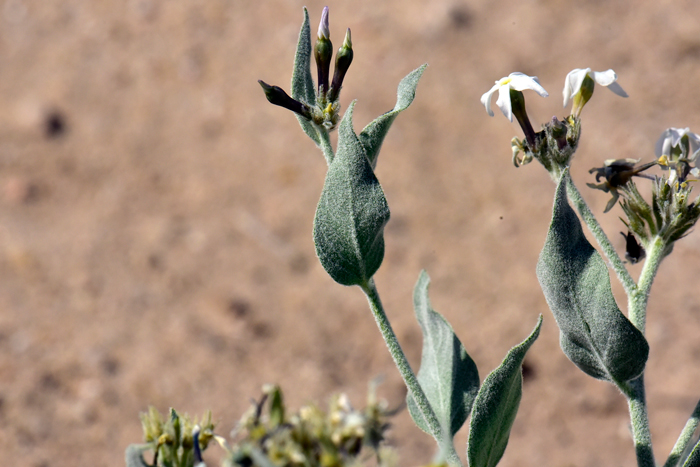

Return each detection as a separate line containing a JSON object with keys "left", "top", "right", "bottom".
{"left": 407, "top": 270, "right": 542, "bottom": 467}
{"left": 312, "top": 65, "right": 425, "bottom": 286}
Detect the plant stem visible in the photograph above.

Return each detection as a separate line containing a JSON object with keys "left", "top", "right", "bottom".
{"left": 564, "top": 172, "right": 637, "bottom": 295}
{"left": 361, "top": 278, "right": 463, "bottom": 467}
{"left": 623, "top": 239, "right": 666, "bottom": 467}
{"left": 663, "top": 398, "right": 700, "bottom": 467}
{"left": 629, "top": 236, "right": 665, "bottom": 333}
{"left": 627, "top": 376, "right": 656, "bottom": 467}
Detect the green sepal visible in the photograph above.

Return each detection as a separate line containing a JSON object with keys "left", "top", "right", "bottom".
{"left": 407, "top": 270, "right": 480, "bottom": 440}
{"left": 467, "top": 315, "right": 542, "bottom": 467}
{"left": 684, "top": 441, "right": 700, "bottom": 467}
{"left": 125, "top": 444, "right": 152, "bottom": 467}
{"left": 313, "top": 101, "right": 390, "bottom": 286}
{"left": 536, "top": 173, "right": 649, "bottom": 383}
{"left": 291, "top": 8, "right": 326, "bottom": 151}
{"left": 359, "top": 64, "right": 427, "bottom": 169}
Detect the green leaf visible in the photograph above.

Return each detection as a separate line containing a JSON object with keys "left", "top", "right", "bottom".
{"left": 407, "top": 270, "right": 479, "bottom": 439}
{"left": 359, "top": 64, "right": 427, "bottom": 169}
{"left": 467, "top": 316, "right": 542, "bottom": 467}
{"left": 125, "top": 444, "right": 151, "bottom": 467}
{"left": 684, "top": 441, "right": 700, "bottom": 467}
{"left": 313, "top": 101, "right": 390, "bottom": 286}
{"left": 291, "top": 7, "right": 322, "bottom": 148}
{"left": 536, "top": 175, "right": 649, "bottom": 383}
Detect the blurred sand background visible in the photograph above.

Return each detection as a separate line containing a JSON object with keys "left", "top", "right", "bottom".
{"left": 1, "top": 1, "right": 700, "bottom": 466}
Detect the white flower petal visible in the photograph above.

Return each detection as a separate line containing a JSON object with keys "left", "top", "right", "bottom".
{"left": 481, "top": 72, "right": 548, "bottom": 120}
{"left": 508, "top": 72, "right": 549, "bottom": 97}
{"left": 670, "top": 128, "right": 690, "bottom": 148}
{"left": 655, "top": 128, "right": 676, "bottom": 158}
{"left": 605, "top": 81, "right": 628, "bottom": 98}
{"left": 592, "top": 69, "right": 627, "bottom": 97}
{"left": 687, "top": 131, "right": 700, "bottom": 155}
{"left": 480, "top": 83, "right": 500, "bottom": 117}
{"left": 591, "top": 69, "right": 617, "bottom": 87}
{"left": 562, "top": 68, "right": 590, "bottom": 107}
{"left": 495, "top": 85, "right": 513, "bottom": 121}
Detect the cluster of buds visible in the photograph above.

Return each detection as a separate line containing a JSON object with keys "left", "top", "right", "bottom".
{"left": 587, "top": 129, "right": 700, "bottom": 258}
{"left": 224, "top": 384, "right": 394, "bottom": 467}
{"left": 258, "top": 7, "right": 353, "bottom": 132}
{"left": 482, "top": 69, "right": 627, "bottom": 176}
{"left": 139, "top": 407, "right": 216, "bottom": 467}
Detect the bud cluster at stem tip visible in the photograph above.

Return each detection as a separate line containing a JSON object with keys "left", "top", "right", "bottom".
{"left": 258, "top": 6, "right": 354, "bottom": 132}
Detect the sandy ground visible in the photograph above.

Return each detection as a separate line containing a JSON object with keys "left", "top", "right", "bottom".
{"left": 1, "top": 1, "right": 700, "bottom": 466}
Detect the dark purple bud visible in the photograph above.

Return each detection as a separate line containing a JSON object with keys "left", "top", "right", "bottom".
{"left": 314, "top": 7, "right": 333, "bottom": 97}
{"left": 258, "top": 80, "right": 312, "bottom": 120}
{"left": 328, "top": 28, "right": 353, "bottom": 103}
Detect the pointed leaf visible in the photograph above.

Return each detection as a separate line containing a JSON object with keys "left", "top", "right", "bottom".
{"left": 684, "top": 441, "right": 700, "bottom": 467}
{"left": 467, "top": 316, "right": 542, "bottom": 467}
{"left": 125, "top": 444, "right": 151, "bottom": 467}
{"left": 313, "top": 101, "right": 390, "bottom": 286}
{"left": 536, "top": 175, "right": 649, "bottom": 383}
{"left": 407, "top": 270, "right": 479, "bottom": 439}
{"left": 359, "top": 64, "right": 427, "bottom": 169}
{"left": 291, "top": 7, "right": 322, "bottom": 147}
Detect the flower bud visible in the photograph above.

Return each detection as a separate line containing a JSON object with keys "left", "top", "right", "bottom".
{"left": 314, "top": 6, "right": 333, "bottom": 98}
{"left": 328, "top": 28, "right": 353, "bottom": 103}
{"left": 258, "top": 80, "right": 312, "bottom": 119}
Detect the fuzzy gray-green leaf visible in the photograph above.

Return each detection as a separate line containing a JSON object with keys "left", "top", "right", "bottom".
{"left": 313, "top": 101, "right": 390, "bottom": 286}
{"left": 125, "top": 444, "right": 151, "bottom": 467}
{"left": 359, "top": 64, "right": 426, "bottom": 169}
{"left": 467, "top": 315, "right": 542, "bottom": 467}
{"left": 407, "top": 270, "right": 479, "bottom": 439}
{"left": 537, "top": 175, "right": 649, "bottom": 383}
{"left": 291, "top": 8, "right": 321, "bottom": 147}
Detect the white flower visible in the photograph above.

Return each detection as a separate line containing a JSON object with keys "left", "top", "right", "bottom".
{"left": 480, "top": 72, "right": 549, "bottom": 122}
{"left": 562, "top": 68, "right": 628, "bottom": 109}
{"left": 655, "top": 127, "right": 700, "bottom": 159}
{"left": 655, "top": 128, "right": 700, "bottom": 185}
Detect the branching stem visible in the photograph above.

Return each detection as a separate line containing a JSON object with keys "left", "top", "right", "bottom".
{"left": 361, "top": 278, "right": 463, "bottom": 467}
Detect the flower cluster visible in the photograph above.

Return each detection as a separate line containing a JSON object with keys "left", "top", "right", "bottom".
{"left": 481, "top": 68, "right": 626, "bottom": 173}
{"left": 259, "top": 7, "right": 353, "bottom": 131}
{"left": 137, "top": 407, "right": 216, "bottom": 467}
{"left": 223, "top": 385, "right": 395, "bottom": 467}
{"left": 481, "top": 66, "right": 700, "bottom": 259}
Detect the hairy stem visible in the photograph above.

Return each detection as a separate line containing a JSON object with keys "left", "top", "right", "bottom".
{"left": 629, "top": 236, "right": 665, "bottom": 333}
{"left": 664, "top": 398, "right": 700, "bottom": 467}
{"left": 627, "top": 376, "right": 656, "bottom": 467}
{"left": 564, "top": 172, "right": 637, "bottom": 295}
{"left": 361, "top": 278, "right": 463, "bottom": 467}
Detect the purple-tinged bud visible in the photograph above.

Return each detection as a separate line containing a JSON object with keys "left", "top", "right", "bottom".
{"left": 314, "top": 7, "right": 333, "bottom": 98}
{"left": 317, "top": 6, "right": 330, "bottom": 40}
{"left": 258, "top": 80, "right": 312, "bottom": 120}
{"left": 328, "top": 28, "right": 353, "bottom": 103}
